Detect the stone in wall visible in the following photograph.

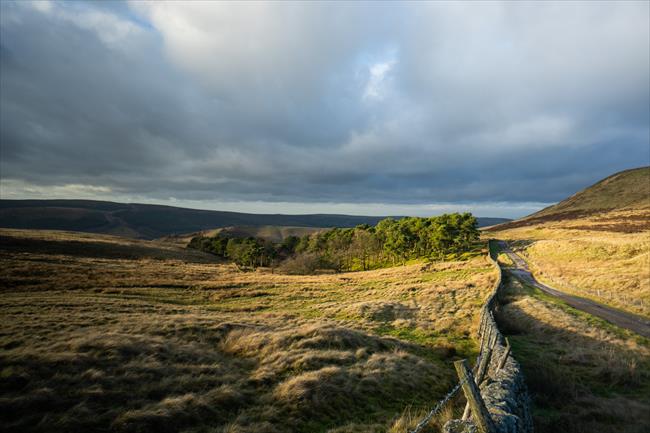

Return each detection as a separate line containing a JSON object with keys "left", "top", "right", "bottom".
{"left": 443, "top": 243, "right": 533, "bottom": 433}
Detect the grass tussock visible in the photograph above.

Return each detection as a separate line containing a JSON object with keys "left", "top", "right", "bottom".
{"left": 387, "top": 403, "right": 457, "bottom": 433}
{"left": 495, "top": 273, "right": 650, "bottom": 433}
{"left": 0, "top": 228, "right": 496, "bottom": 432}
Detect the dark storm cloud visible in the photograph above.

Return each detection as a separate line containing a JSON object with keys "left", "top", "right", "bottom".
{"left": 0, "top": 1, "right": 648, "bottom": 215}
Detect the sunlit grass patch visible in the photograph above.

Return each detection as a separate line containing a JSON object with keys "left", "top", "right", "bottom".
{"left": 496, "top": 253, "right": 514, "bottom": 267}
{"left": 492, "top": 211, "right": 650, "bottom": 317}
{"left": 496, "top": 273, "right": 650, "bottom": 433}
{"left": 0, "top": 229, "right": 496, "bottom": 432}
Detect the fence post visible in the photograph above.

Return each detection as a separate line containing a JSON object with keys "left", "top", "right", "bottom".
{"left": 486, "top": 323, "right": 496, "bottom": 350}
{"left": 462, "top": 347, "right": 493, "bottom": 420}
{"left": 454, "top": 359, "right": 497, "bottom": 433}
{"left": 497, "top": 337, "right": 511, "bottom": 371}
{"left": 477, "top": 322, "right": 487, "bottom": 367}
{"left": 476, "top": 348, "right": 492, "bottom": 385}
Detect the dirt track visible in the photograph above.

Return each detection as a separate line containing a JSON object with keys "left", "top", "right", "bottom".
{"left": 499, "top": 241, "right": 650, "bottom": 339}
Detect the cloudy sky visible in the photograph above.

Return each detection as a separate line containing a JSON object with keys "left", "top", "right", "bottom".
{"left": 1, "top": 1, "right": 648, "bottom": 218}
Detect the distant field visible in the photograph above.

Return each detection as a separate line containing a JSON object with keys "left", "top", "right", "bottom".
{"left": 0, "top": 229, "right": 496, "bottom": 433}
{"left": 496, "top": 272, "right": 650, "bottom": 433}
{"left": 0, "top": 228, "right": 218, "bottom": 263}
{"left": 162, "top": 225, "right": 326, "bottom": 247}
{"left": 492, "top": 209, "right": 650, "bottom": 317}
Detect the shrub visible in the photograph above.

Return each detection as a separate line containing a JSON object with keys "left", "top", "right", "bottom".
{"left": 278, "top": 252, "right": 323, "bottom": 274}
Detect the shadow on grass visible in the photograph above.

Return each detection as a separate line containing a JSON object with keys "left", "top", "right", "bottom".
{"left": 0, "top": 235, "right": 216, "bottom": 263}
{"left": 494, "top": 272, "right": 650, "bottom": 433}
{"left": 0, "top": 318, "right": 459, "bottom": 433}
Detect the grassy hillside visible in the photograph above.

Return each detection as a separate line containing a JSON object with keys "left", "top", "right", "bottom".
{"left": 496, "top": 272, "right": 650, "bottom": 433}
{"left": 497, "top": 228, "right": 650, "bottom": 317}
{"left": 0, "top": 199, "right": 510, "bottom": 240}
{"left": 492, "top": 167, "right": 649, "bottom": 231}
{"left": 0, "top": 228, "right": 496, "bottom": 432}
{"left": 162, "top": 225, "right": 326, "bottom": 247}
{"left": 0, "top": 228, "right": 218, "bottom": 263}
{"left": 535, "top": 166, "right": 650, "bottom": 216}
{"left": 489, "top": 167, "right": 650, "bottom": 317}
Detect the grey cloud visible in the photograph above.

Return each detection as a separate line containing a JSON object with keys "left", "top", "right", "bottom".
{"left": 0, "top": 1, "right": 648, "bottom": 217}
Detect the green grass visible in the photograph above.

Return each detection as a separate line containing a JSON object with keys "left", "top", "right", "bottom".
{"left": 508, "top": 274, "right": 647, "bottom": 344}
{"left": 496, "top": 273, "right": 650, "bottom": 433}
{"left": 0, "top": 230, "right": 498, "bottom": 433}
{"left": 418, "top": 266, "right": 492, "bottom": 283}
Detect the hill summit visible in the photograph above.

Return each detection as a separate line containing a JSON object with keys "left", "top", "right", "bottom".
{"left": 489, "top": 166, "right": 650, "bottom": 232}
{"left": 533, "top": 166, "right": 650, "bottom": 218}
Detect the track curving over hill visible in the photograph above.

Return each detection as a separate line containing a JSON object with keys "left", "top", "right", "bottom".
{"left": 499, "top": 241, "right": 650, "bottom": 338}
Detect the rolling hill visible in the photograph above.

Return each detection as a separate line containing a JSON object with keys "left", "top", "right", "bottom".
{"left": 0, "top": 226, "right": 497, "bottom": 433}
{"left": 488, "top": 166, "right": 650, "bottom": 317}
{"left": 0, "top": 199, "right": 510, "bottom": 239}
{"left": 160, "top": 225, "right": 327, "bottom": 247}
{"left": 533, "top": 166, "right": 650, "bottom": 215}
{"left": 489, "top": 166, "right": 650, "bottom": 232}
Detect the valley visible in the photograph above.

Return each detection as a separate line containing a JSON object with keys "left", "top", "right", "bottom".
{"left": 0, "top": 228, "right": 494, "bottom": 433}
{"left": 0, "top": 200, "right": 509, "bottom": 240}
{"left": 1, "top": 167, "right": 649, "bottom": 433}
{"left": 2, "top": 3, "right": 647, "bottom": 432}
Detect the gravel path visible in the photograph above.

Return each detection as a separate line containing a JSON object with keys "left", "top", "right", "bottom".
{"left": 499, "top": 240, "right": 650, "bottom": 339}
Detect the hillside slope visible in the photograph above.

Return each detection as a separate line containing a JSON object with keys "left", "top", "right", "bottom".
{"left": 534, "top": 166, "right": 650, "bottom": 217}
{"left": 489, "top": 166, "right": 650, "bottom": 317}
{"left": 491, "top": 166, "right": 649, "bottom": 232}
{"left": 0, "top": 228, "right": 496, "bottom": 432}
{"left": 160, "top": 225, "right": 326, "bottom": 247}
{"left": 0, "top": 199, "right": 510, "bottom": 239}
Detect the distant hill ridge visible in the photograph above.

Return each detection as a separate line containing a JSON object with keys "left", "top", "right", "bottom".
{"left": 161, "top": 226, "right": 326, "bottom": 246}
{"left": 533, "top": 166, "right": 650, "bottom": 218}
{"left": 0, "top": 199, "right": 510, "bottom": 240}
{"left": 488, "top": 166, "right": 650, "bottom": 231}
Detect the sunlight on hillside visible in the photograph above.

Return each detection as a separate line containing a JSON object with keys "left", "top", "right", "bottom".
{"left": 494, "top": 211, "right": 650, "bottom": 317}
{"left": 0, "top": 229, "right": 495, "bottom": 432}
{"left": 496, "top": 274, "right": 650, "bottom": 433}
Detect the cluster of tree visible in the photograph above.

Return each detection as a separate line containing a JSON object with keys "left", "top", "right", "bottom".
{"left": 188, "top": 213, "right": 480, "bottom": 273}
{"left": 187, "top": 235, "right": 282, "bottom": 268}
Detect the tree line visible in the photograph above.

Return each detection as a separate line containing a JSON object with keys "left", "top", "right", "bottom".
{"left": 188, "top": 213, "right": 480, "bottom": 273}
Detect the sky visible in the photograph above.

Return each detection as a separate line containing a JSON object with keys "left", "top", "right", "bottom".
{"left": 1, "top": 1, "right": 648, "bottom": 218}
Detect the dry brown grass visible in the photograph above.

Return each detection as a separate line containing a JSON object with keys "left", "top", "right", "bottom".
{"left": 0, "top": 228, "right": 495, "bottom": 433}
{"left": 491, "top": 209, "right": 650, "bottom": 317}
{"left": 387, "top": 402, "right": 457, "bottom": 433}
{"left": 495, "top": 273, "right": 650, "bottom": 433}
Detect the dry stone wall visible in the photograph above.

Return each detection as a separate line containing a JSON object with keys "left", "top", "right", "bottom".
{"left": 444, "top": 241, "right": 533, "bottom": 433}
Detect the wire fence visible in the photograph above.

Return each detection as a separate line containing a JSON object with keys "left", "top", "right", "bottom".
{"left": 409, "top": 377, "right": 468, "bottom": 433}
{"left": 408, "top": 240, "right": 533, "bottom": 433}
{"left": 409, "top": 241, "right": 499, "bottom": 433}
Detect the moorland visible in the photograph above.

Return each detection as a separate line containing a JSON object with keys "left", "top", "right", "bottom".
{"left": 0, "top": 227, "right": 494, "bottom": 433}
{"left": 1, "top": 167, "right": 649, "bottom": 433}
